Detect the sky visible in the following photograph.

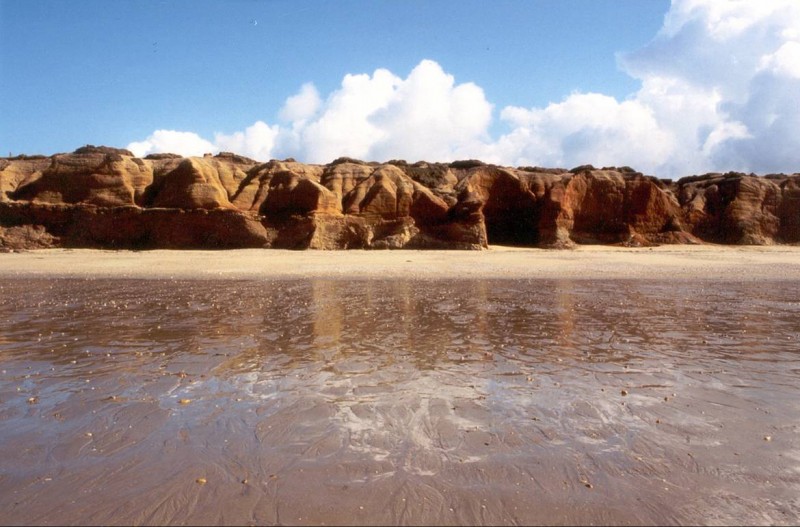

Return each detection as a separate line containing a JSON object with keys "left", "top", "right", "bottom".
{"left": 1, "top": 0, "right": 799, "bottom": 178}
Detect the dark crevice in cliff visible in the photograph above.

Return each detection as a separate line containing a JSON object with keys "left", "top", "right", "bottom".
{"left": 483, "top": 208, "right": 540, "bottom": 247}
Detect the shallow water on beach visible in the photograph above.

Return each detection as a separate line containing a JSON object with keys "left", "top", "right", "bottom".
{"left": 0, "top": 277, "right": 798, "bottom": 526}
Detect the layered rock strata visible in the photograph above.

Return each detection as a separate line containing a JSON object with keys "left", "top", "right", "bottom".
{"left": 1, "top": 146, "right": 798, "bottom": 251}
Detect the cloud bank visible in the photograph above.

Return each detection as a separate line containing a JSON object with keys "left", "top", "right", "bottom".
{"left": 128, "top": 0, "right": 800, "bottom": 178}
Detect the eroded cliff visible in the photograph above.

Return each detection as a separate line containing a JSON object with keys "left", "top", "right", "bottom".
{"left": 1, "top": 146, "right": 798, "bottom": 251}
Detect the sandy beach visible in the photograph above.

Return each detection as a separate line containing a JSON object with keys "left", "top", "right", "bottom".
{"left": 1, "top": 244, "right": 799, "bottom": 280}
{"left": 2, "top": 246, "right": 799, "bottom": 525}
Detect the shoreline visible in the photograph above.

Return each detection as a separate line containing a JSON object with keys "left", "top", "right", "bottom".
{"left": 1, "top": 245, "right": 799, "bottom": 280}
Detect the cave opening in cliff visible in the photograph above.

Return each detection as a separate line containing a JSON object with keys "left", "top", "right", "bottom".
{"left": 472, "top": 170, "right": 542, "bottom": 247}
{"left": 482, "top": 202, "right": 541, "bottom": 247}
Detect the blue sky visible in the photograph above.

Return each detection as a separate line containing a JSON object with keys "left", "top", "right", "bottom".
{"left": 2, "top": 0, "right": 799, "bottom": 178}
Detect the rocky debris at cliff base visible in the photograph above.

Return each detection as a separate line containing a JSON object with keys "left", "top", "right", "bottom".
{"left": 1, "top": 146, "right": 798, "bottom": 250}
{"left": 0, "top": 225, "right": 58, "bottom": 252}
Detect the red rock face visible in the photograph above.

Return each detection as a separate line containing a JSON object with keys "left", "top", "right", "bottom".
{"left": 150, "top": 158, "right": 237, "bottom": 210}
{"left": 456, "top": 166, "right": 541, "bottom": 246}
{"left": 9, "top": 151, "right": 153, "bottom": 207}
{"left": 0, "top": 147, "right": 798, "bottom": 250}
{"left": 779, "top": 177, "right": 800, "bottom": 243}
{"left": 555, "top": 170, "right": 688, "bottom": 246}
{"left": 677, "top": 172, "right": 799, "bottom": 244}
{"left": 262, "top": 172, "right": 342, "bottom": 220}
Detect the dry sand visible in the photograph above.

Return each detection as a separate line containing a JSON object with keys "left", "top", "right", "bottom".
{"left": 1, "top": 244, "right": 799, "bottom": 280}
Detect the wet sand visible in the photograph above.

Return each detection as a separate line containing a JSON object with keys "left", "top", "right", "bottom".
{"left": 1, "top": 249, "right": 799, "bottom": 525}
{"left": 0, "top": 244, "right": 799, "bottom": 280}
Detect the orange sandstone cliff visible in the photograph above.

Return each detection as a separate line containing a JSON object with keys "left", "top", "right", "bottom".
{"left": 1, "top": 146, "right": 798, "bottom": 251}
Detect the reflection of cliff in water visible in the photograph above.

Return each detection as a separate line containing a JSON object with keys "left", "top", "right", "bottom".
{"left": 216, "top": 278, "right": 495, "bottom": 375}
{"left": 1, "top": 277, "right": 799, "bottom": 525}
{"left": 2, "top": 278, "right": 785, "bottom": 377}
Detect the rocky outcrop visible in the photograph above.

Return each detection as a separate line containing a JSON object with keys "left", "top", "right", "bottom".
{"left": 20, "top": 155, "right": 149, "bottom": 208}
{"left": 0, "top": 224, "right": 57, "bottom": 252}
{"left": 0, "top": 201, "right": 270, "bottom": 250}
{"left": 550, "top": 168, "right": 692, "bottom": 247}
{"left": 1, "top": 146, "right": 798, "bottom": 250}
{"left": 678, "top": 172, "right": 799, "bottom": 244}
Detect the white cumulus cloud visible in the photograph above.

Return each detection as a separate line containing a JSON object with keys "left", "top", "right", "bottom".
{"left": 293, "top": 67, "right": 400, "bottom": 162}
{"left": 486, "top": 93, "right": 674, "bottom": 171}
{"left": 759, "top": 41, "right": 800, "bottom": 78}
{"left": 127, "top": 130, "right": 215, "bottom": 158}
{"left": 488, "top": 0, "right": 800, "bottom": 176}
{"left": 279, "top": 83, "right": 322, "bottom": 123}
{"left": 366, "top": 59, "right": 492, "bottom": 161}
{"left": 127, "top": 0, "right": 800, "bottom": 178}
{"left": 128, "top": 60, "right": 493, "bottom": 165}
{"left": 214, "top": 121, "right": 279, "bottom": 161}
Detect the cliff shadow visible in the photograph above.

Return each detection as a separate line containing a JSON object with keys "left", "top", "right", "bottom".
{"left": 459, "top": 168, "right": 541, "bottom": 247}
{"left": 483, "top": 204, "right": 541, "bottom": 246}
